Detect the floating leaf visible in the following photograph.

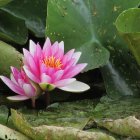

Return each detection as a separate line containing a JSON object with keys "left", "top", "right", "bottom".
{"left": 0, "top": 41, "right": 22, "bottom": 76}
{"left": 2, "top": 0, "right": 47, "bottom": 37}
{"left": 0, "top": 9, "right": 28, "bottom": 44}
{"left": 115, "top": 8, "right": 140, "bottom": 65}
{"left": 46, "top": 0, "right": 110, "bottom": 71}
{"left": 91, "top": 0, "right": 140, "bottom": 98}
{"left": 90, "top": 0, "right": 140, "bottom": 98}
{"left": 0, "top": 0, "right": 12, "bottom": 7}
{"left": 0, "top": 105, "right": 9, "bottom": 125}
{"left": 46, "top": 0, "right": 140, "bottom": 98}
{"left": 93, "top": 96, "right": 140, "bottom": 119}
{"left": 0, "top": 123, "right": 30, "bottom": 140}
{"left": 96, "top": 116, "right": 140, "bottom": 138}
{"left": 11, "top": 109, "right": 115, "bottom": 140}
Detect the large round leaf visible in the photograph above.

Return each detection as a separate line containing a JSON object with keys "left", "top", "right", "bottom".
{"left": 46, "top": 0, "right": 140, "bottom": 98}
{"left": 115, "top": 8, "right": 140, "bottom": 65}
{"left": 0, "top": 9, "right": 28, "bottom": 44}
{"left": 2, "top": 0, "right": 47, "bottom": 37}
{"left": 0, "top": 0, "right": 12, "bottom": 7}
{"left": 91, "top": 0, "right": 140, "bottom": 98}
{"left": 46, "top": 0, "right": 110, "bottom": 71}
{"left": 0, "top": 41, "right": 22, "bottom": 76}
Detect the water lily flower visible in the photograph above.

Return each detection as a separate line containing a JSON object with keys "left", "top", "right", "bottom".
{"left": 0, "top": 67, "right": 42, "bottom": 102}
{"left": 23, "top": 38, "right": 90, "bottom": 92}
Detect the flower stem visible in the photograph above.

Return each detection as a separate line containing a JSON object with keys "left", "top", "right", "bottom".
{"left": 31, "top": 98, "right": 36, "bottom": 108}
{"left": 45, "top": 92, "right": 50, "bottom": 106}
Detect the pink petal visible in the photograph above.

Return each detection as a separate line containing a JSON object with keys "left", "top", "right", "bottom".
{"left": 0, "top": 76, "right": 24, "bottom": 95}
{"left": 52, "top": 70, "right": 64, "bottom": 82}
{"left": 40, "top": 62, "right": 47, "bottom": 73}
{"left": 72, "top": 52, "right": 81, "bottom": 65}
{"left": 41, "top": 73, "right": 51, "bottom": 83}
{"left": 63, "top": 63, "right": 87, "bottom": 79}
{"left": 23, "top": 49, "right": 31, "bottom": 67}
{"left": 23, "top": 66, "right": 40, "bottom": 83}
{"left": 43, "top": 37, "right": 52, "bottom": 57}
{"left": 23, "top": 49, "right": 39, "bottom": 75}
{"left": 7, "top": 95, "right": 30, "bottom": 101}
{"left": 54, "top": 41, "right": 64, "bottom": 59}
{"left": 10, "top": 74, "right": 18, "bottom": 85}
{"left": 51, "top": 41, "right": 59, "bottom": 56}
{"left": 54, "top": 78, "right": 76, "bottom": 87}
{"left": 29, "top": 40, "right": 36, "bottom": 55}
{"left": 59, "top": 41, "right": 64, "bottom": 53}
{"left": 63, "top": 58, "right": 75, "bottom": 72}
{"left": 34, "top": 43, "right": 42, "bottom": 66}
{"left": 40, "top": 63, "right": 47, "bottom": 73}
{"left": 23, "top": 84, "right": 35, "bottom": 97}
{"left": 10, "top": 67, "right": 20, "bottom": 82}
{"left": 62, "top": 49, "right": 75, "bottom": 67}
{"left": 46, "top": 67, "right": 55, "bottom": 76}
{"left": 18, "top": 79, "right": 24, "bottom": 87}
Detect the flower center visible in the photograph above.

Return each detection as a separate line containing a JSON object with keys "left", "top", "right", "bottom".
{"left": 43, "top": 56, "right": 63, "bottom": 69}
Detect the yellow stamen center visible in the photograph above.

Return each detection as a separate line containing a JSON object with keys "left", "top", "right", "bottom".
{"left": 43, "top": 56, "right": 63, "bottom": 69}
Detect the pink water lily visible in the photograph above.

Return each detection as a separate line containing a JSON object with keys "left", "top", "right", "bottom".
{"left": 0, "top": 67, "right": 41, "bottom": 101}
{"left": 23, "top": 38, "right": 90, "bottom": 92}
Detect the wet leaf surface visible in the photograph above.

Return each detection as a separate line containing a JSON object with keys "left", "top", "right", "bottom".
{"left": 115, "top": 8, "right": 140, "bottom": 65}
{"left": 0, "top": 41, "right": 22, "bottom": 76}
{"left": 2, "top": 0, "right": 47, "bottom": 37}
{"left": 46, "top": 0, "right": 140, "bottom": 98}
{"left": 0, "top": 10, "right": 28, "bottom": 44}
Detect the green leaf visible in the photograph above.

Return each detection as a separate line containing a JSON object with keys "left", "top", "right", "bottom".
{"left": 46, "top": 0, "right": 110, "bottom": 71}
{"left": 2, "top": 0, "right": 47, "bottom": 37}
{"left": 115, "top": 8, "right": 140, "bottom": 65}
{"left": 0, "top": 0, "right": 12, "bottom": 7}
{"left": 90, "top": 0, "right": 140, "bottom": 98}
{"left": 93, "top": 96, "right": 140, "bottom": 119}
{"left": 0, "top": 10, "right": 28, "bottom": 44}
{"left": 92, "top": 96, "right": 140, "bottom": 138}
{"left": 0, "top": 105, "right": 9, "bottom": 125}
{"left": 46, "top": 0, "right": 140, "bottom": 98}
{"left": 0, "top": 41, "right": 22, "bottom": 76}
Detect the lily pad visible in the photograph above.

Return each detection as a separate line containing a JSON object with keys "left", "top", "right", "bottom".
{"left": 93, "top": 96, "right": 140, "bottom": 119}
{"left": 0, "top": 41, "right": 22, "bottom": 76}
{"left": 10, "top": 109, "right": 116, "bottom": 140}
{"left": 0, "top": 9, "right": 28, "bottom": 44}
{"left": 46, "top": 0, "right": 140, "bottom": 99}
{"left": 0, "top": 0, "right": 12, "bottom": 7}
{"left": 46, "top": 0, "right": 110, "bottom": 71}
{"left": 2, "top": 0, "right": 47, "bottom": 37}
{"left": 0, "top": 105, "right": 9, "bottom": 125}
{"left": 115, "top": 8, "right": 140, "bottom": 65}
{"left": 95, "top": 116, "right": 140, "bottom": 138}
{"left": 0, "top": 123, "right": 30, "bottom": 140}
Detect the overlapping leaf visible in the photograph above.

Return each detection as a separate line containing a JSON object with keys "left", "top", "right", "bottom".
{"left": 46, "top": 0, "right": 110, "bottom": 71}
{"left": 46, "top": 0, "right": 140, "bottom": 98}
{"left": 115, "top": 8, "right": 140, "bottom": 65}
{"left": 0, "top": 41, "right": 22, "bottom": 76}
{"left": 0, "top": 10, "right": 28, "bottom": 44}
{"left": 2, "top": 0, "right": 47, "bottom": 37}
